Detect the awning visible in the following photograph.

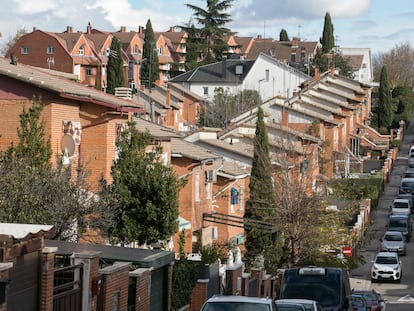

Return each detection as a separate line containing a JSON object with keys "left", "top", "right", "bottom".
{"left": 178, "top": 216, "right": 191, "bottom": 230}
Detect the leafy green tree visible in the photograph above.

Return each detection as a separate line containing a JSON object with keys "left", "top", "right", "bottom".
{"left": 279, "top": 29, "right": 290, "bottom": 41}
{"left": 244, "top": 107, "right": 276, "bottom": 269}
{"left": 105, "top": 121, "right": 183, "bottom": 245}
{"left": 392, "top": 85, "right": 414, "bottom": 126}
{"left": 311, "top": 47, "right": 353, "bottom": 78}
{"left": 184, "top": 0, "right": 235, "bottom": 62}
{"left": 320, "top": 12, "right": 335, "bottom": 53}
{"left": 377, "top": 66, "right": 393, "bottom": 129}
{"left": 106, "top": 37, "right": 124, "bottom": 94}
{"left": 0, "top": 98, "right": 91, "bottom": 240}
{"left": 140, "top": 19, "right": 159, "bottom": 88}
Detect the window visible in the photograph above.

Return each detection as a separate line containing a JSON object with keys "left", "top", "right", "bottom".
{"left": 79, "top": 45, "right": 85, "bottom": 56}
{"left": 47, "top": 46, "right": 55, "bottom": 54}
{"left": 203, "top": 87, "right": 209, "bottom": 95}
{"left": 158, "top": 47, "right": 162, "bottom": 55}
{"left": 86, "top": 68, "right": 92, "bottom": 76}
{"left": 265, "top": 69, "right": 270, "bottom": 82}
{"left": 133, "top": 44, "right": 139, "bottom": 54}
{"left": 21, "top": 46, "right": 29, "bottom": 54}
{"left": 291, "top": 52, "right": 296, "bottom": 63}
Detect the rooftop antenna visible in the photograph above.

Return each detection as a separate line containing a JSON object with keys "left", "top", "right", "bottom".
{"left": 298, "top": 25, "right": 302, "bottom": 38}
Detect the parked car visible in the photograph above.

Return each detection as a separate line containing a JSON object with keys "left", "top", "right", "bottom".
{"left": 371, "top": 251, "right": 402, "bottom": 283}
{"left": 391, "top": 197, "right": 411, "bottom": 215}
{"left": 387, "top": 213, "right": 412, "bottom": 241}
{"left": 351, "top": 290, "right": 383, "bottom": 311}
{"left": 200, "top": 295, "right": 278, "bottom": 311}
{"left": 399, "top": 177, "right": 414, "bottom": 194}
{"left": 275, "top": 299, "right": 322, "bottom": 311}
{"left": 396, "top": 193, "right": 413, "bottom": 212}
{"left": 275, "top": 301, "right": 305, "bottom": 311}
{"left": 403, "top": 168, "right": 414, "bottom": 178}
{"left": 373, "top": 289, "right": 387, "bottom": 311}
{"left": 380, "top": 231, "right": 406, "bottom": 255}
{"left": 350, "top": 294, "right": 366, "bottom": 311}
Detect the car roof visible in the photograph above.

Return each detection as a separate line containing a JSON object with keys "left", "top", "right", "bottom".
{"left": 384, "top": 230, "right": 404, "bottom": 235}
{"left": 376, "top": 251, "right": 398, "bottom": 257}
{"left": 401, "top": 177, "right": 414, "bottom": 181}
{"left": 276, "top": 299, "right": 318, "bottom": 304}
{"left": 389, "top": 214, "right": 410, "bottom": 219}
{"left": 205, "top": 295, "right": 273, "bottom": 304}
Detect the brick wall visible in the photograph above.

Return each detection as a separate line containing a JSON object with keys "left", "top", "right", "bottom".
{"left": 130, "top": 268, "right": 151, "bottom": 311}
{"left": 99, "top": 262, "right": 131, "bottom": 311}
{"left": 40, "top": 248, "right": 57, "bottom": 311}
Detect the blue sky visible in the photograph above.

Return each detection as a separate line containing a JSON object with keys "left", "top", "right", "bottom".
{"left": 1, "top": 0, "right": 414, "bottom": 55}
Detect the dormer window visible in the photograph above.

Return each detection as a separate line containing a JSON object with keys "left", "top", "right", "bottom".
{"left": 79, "top": 45, "right": 85, "bottom": 56}
{"left": 47, "top": 46, "right": 55, "bottom": 54}
{"left": 21, "top": 46, "right": 29, "bottom": 54}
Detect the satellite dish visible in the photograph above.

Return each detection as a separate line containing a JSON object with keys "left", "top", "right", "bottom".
{"left": 60, "top": 134, "right": 76, "bottom": 157}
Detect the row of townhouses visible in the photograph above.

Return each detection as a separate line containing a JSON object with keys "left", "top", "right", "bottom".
{"left": 0, "top": 22, "right": 385, "bottom": 311}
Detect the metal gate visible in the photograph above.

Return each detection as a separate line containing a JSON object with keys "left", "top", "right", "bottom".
{"left": 149, "top": 266, "right": 168, "bottom": 311}
{"left": 7, "top": 251, "right": 41, "bottom": 311}
{"left": 53, "top": 263, "right": 83, "bottom": 311}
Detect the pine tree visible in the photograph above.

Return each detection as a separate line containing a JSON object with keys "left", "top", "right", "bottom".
{"left": 279, "top": 29, "right": 290, "bottom": 41}
{"left": 320, "top": 12, "right": 335, "bottom": 53}
{"left": 244, "top": 107, "right": 276, "bottom": 269}
{"left": 140, "top": 19, "right": 159, "bottom": 88}
{"left": 184, "top": 0, "right": 235, "bottom": 62}
{"left": 106, "top": 37, "right": 124, "bottom": 94}
{"left": 0, "top": 98, "right": 91, "bottom": 241}
{"left": 108, "top": 121, "right": 183, "bottom": 245}
{"left": 8, "top": 97, "right": 52, "bottom": 169}
{"left": 377, "top": 66, "right": 393, "bottom": 129}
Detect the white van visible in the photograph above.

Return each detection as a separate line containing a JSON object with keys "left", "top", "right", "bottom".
{"left": 392, "top": 198, "right": 411, "bottom": 215}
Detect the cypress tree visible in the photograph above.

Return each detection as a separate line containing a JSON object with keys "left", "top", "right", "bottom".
{"left": 244, "top": 107, "right": 276, "bottom": 269}
{"left": 106, "top": 37, "right": 124, "bottom": 94}
{"left": 377, "top": 66, "right": 393, "bottom": 129}
{"left": 279, "top": 29, "right": 290, "bottom": 41}
{"left": 140, "top": 19, "right": 159, "bottom": 88}
{"left": 320, "top": 12, "right": 335, "bottom": 53}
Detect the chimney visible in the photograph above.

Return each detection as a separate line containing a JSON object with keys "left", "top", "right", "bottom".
{"left": 257, "top": 34, "right": 262, "bottom": 39}
{"left": 169, "top": 26, "right": 175, "bottom": 32}
{"left": 138, "top": 26, "right": 145, "bottom": 34}
{"left": 314, "top": 67, "right": 320, "bottom": 79}
{"left": 66, "top": 26, "right": 73, "bottom": 33}
{"left": 222, "top": 56, "right": 227, "bottom": 79}
{"left": 291, "top": 37, "right": 299, "bottom": 48}
{"left": 86, "top": 21, "right": 92, "bottom": 34}
{"left": 120, "top": 26, "right": 126, "bottom": 32}
{"left": 33, "top": 27, "right": 37, "bottom": 32}
{"left": 329, "top": 66, "right": 335, "bottom": 76}
{"left": 166, "top": 89, "right": 171, "bottom": 106}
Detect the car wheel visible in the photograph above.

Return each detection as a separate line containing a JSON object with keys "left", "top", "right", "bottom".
{"left": 371, "top": 278, "right": 377, "bottom": 283}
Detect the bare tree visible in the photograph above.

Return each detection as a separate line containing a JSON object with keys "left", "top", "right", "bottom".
{"left": 373, "top": 42, "right": 414, "bottom": 88}
{"left": 0, "top": 27, "right": 27, "bottom": 57}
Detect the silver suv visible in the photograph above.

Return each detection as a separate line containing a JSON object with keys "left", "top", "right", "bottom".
{"left": 380, "top": 231, "right": 406, "bottom": 255}
{"left": 200, "top": 295, "right": 278, "bottom": 311}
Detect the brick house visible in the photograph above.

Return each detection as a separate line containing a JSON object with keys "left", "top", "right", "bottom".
{"left": 0, "top": 57, "right": 145, "bottom": 192}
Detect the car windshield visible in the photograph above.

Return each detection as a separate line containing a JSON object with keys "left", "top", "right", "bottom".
{"left": 384, "top": 233, "right": 403, "bottom": 241}
{"left": 280, "top": 277, "right": 340, "bottom": 307}
{"left": 401, "top": 181, "right": 414, "bottom": 188}
{"left": 394, "top": 202, "right": 409, "bottom": 208}
{"left": 201, "top": 302, "right": 271, "bottom": 311}
{"left": 389, "top": 219, "right": 408, "bottom": 228}
{"left": 375, "top": 256, "right": 398, "bottom": 264}
{"left": 276, "top": 304, "right": 305, "bottom": 311}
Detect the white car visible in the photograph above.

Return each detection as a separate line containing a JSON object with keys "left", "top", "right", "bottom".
{"left": 200, "top": 295, "right": 278, "bottom": 311}
{"left": 276, "top": 299, "right": 322, "bottom": 311}
{"left": 380, "top": 231, "right": 406, "bottom": 255}
{"left": 371, "top": 251, "right": 402, "bottom": 283}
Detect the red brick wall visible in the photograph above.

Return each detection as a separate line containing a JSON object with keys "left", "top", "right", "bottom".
{"left": 190, "top": 280, "right": 208, "bottom": 311}
{"left": 40, "top": 250, "right": 56, "bottom": 311}
{"left": 100, "top": 263, "right": 130, "bottom": 311}
{"left": 131, "top": 268, "right": 151, "bottom": 311}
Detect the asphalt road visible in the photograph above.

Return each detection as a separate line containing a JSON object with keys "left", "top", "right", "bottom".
{"left": 350, "top": 120, "right": 414, "bottom": 311}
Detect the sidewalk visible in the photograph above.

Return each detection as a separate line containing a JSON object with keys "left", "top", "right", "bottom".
{"left": 350, "top": 125, "right": 413, "bottom": 290}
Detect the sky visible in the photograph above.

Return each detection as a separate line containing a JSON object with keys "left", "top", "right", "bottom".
{"left": 1, "top": 0, "right": 414, "bottom": 56}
